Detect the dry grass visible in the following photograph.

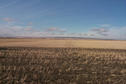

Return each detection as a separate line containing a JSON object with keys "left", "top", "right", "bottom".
{"left": 0, "top": 38, "right": 126, "bottom": 49}
{"left": 0, "top": 38, "right": 126, "bottom": 84}
{"left": 0, "top": 47, "right": 126, "bottom": 84}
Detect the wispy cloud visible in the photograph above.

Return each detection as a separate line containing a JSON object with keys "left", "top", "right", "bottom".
{"left": 0, "top": 24, "right": 33, "bottom": 37}
{"left": 46, "top": 27, "right": 66, "bottom": 33}
{"left": 107, "top": 26, "right": 126, "bottom": 40}
{"left": 91, "top": 28, "right": 109, "bottom": 36}
{"left": 0, "top": 22, "right": 126, "bottom": 40}
{"left": 0, "top": 24, "right": 67, "bottom": 37}
{"left": 98, "top": 24, "right": 111, "bottom": 27}
{"left": 91, "top": 28, "right": 108, "bottom": 33}
{"left": 89, "top": 25, "right": 126, "bottom": 39}
{"left": 28, "top": 22, "right": 33, "bottom": 26}
{"left": 2, "top": 17, "right": 15, "bottom": 23}
{"left": 0, "top": 0, "right": 19, "bottom": 9}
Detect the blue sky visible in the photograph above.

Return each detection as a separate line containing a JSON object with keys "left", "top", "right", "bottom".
{"left": 0, "top": 0, "right": 126, "bottom": 39}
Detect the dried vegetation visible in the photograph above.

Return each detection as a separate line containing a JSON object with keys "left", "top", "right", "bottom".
{"left": 0, "top": 47, "right": 126, "bottom": 84}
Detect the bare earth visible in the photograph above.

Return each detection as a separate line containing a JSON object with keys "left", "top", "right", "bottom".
{"left": 0, "top": 38, "right": 126, "bottom": 49}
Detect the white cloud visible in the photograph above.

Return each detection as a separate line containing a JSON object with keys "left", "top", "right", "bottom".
{"left": 107, "top": 27, "right": 126, "bottom": 40}
{"left": 0, "top": 23, "right": 126, "bottom": 40}
{"left": 89, "top": 25, "right": 126, "bottom": 40}
{"left": 92, "top": 28, "right": 108, "bottom": 33}
{"left": 0, "top": 24, "right": 67, "bottom": 37}
{"left": 0, "top": 0, "right": 19, "bottom": 9}
{"left": 28, "top": 22, "right": 33, "bottom": 26}
{"left": 98, "top": 24, "right": 111, "bottom": 27}
{"left": 2, "top": 17, "right": 15, "bottom": 23}
{"left": 46, "top": 27, "right": 66, "bottom": 33}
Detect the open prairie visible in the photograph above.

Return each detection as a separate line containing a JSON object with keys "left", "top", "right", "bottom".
{"left": 0, "top": 38, "right": 126, "bottom": 84}
{"left": 0, "top": 38, "right": 126, "bottom": 49}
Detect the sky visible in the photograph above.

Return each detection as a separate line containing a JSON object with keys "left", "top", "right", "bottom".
{"left": 0, "top": 0, "right": 126, "bottom": 39}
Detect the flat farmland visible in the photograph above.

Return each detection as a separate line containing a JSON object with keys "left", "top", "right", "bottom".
{"left": 0, "top": 38, "right": 126, "bottom": 84}
{"left": 0, "top": 38, "right": 126, "bottom": 49}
